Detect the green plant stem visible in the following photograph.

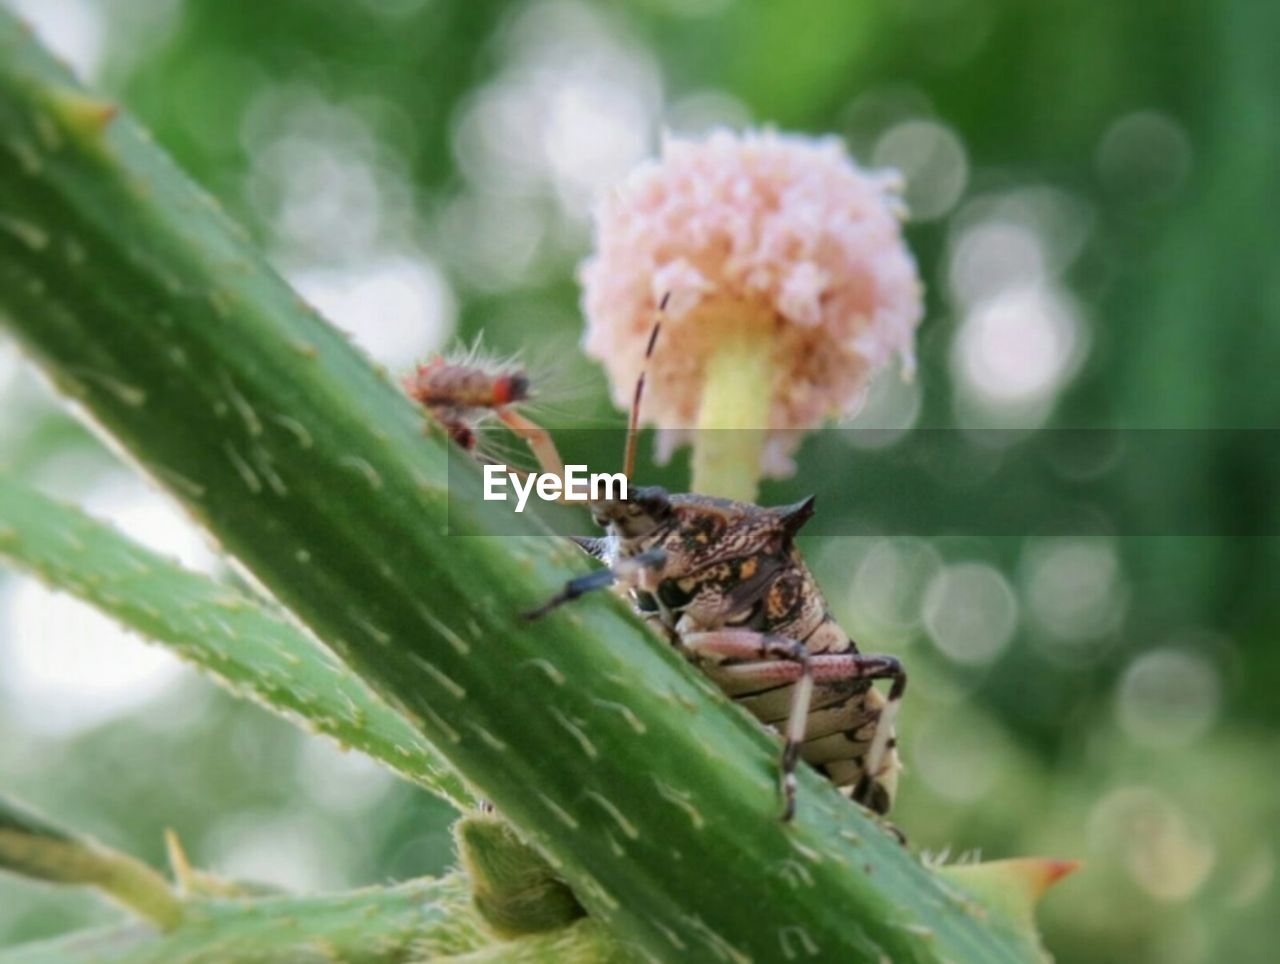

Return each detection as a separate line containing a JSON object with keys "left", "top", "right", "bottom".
{"left": 440, "top": 920, "right": 630, "bottom": 964}
{"left": 0, "top": 874, "right": 493, "bottom": 964}
{"left": 0, "top": 475, "right": 476, "bottom": 812}
{"left": 0, "top": 796, "right": 183, "bottom": 930}
{"left": 0, "top": 12, "right": 1054, "bottom": 962}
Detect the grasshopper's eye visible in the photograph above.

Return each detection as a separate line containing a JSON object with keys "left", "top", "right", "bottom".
{"left": 632, "top": 485, "right": 672, "bottom": 518}
{"left": 657, "top": 579, "right": 694, "bottom": 610}
{"left": 634, "top": 590, "right": 659, "bottom": 612}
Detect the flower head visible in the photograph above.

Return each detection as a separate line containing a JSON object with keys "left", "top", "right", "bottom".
{"left": 580, "top": 128, "right": 923, "bottom": 478}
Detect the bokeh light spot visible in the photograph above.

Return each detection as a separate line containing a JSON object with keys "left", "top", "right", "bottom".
{"left": 850, "top": 538, "right": 941, "bottom": 632}
{"left": 1096, "top": 110, "right": 1192, "bottom": 202}
{"left": 210, "top": 813, "right": 341, "bottom": 892}
{"left": 1116, "top": 648, "right": 1221, "bottom": 748}
{"left": 910, "top": 710, "right": 1006, "bottom": 802}
{"left": 951, "top": 284, "right": 1086, "bottom": 428}
{"left": 923, "top": 561, "right": 1018, "bottom": 665}
{"left": 8, "top": 0, "right": 104, "bottom": 81}
{"left": 1022, "top": 537, "right": 1127, "bottom": 655}
{"left": 665, "top": 90, "right": 753, "bottom": 136}
{"left": 290, "top": 255, "right": 454, "bottom": 370}
{"left": 872, "top": 118, "right": 968, "bottom": 221}
{"left": 842, "top": 366, "right": 922, "bottom": 448}
{"left": 1089, "top": 786, "right": 1216, "bottom": 902}
{"left": 297, "top": 739, "right": 397, "bottom": 815}
{"left": 1, "top": 576, "right": 187, "bottom": 736}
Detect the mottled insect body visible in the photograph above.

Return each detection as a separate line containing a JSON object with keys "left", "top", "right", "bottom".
{"left": 555, "top": 488, "right": 904, "bottom": 818}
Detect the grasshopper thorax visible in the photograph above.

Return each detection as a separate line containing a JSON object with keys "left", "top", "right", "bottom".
{"left": 586, "top": 490, "right": 816, "bottom": 582}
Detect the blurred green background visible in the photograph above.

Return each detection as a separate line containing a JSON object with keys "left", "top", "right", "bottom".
{"left": 1, "top": 1, "right": 1276, "bottom": 962}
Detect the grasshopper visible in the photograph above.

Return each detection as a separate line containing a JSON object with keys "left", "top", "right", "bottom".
{"left": 410, "top": 319, "right": 906, "bottom": 821}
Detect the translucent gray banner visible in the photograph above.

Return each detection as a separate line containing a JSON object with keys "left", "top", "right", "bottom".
{"left": 445, "top": 429, "right": 1278, "bottom": 537}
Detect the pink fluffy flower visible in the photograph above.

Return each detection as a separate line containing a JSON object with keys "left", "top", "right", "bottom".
{"left": 580, "top": 128, "right": 923, "bottom": 477}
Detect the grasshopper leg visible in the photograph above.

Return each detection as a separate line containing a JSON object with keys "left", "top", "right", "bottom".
{"left": 680, "top": 631, "right": 813, "bottom": 821}
{"left": 681, "top": 632, "right": 906, "bottom": 821}
{"left": 523, "top": 547, "right": 666, "bottom": 620}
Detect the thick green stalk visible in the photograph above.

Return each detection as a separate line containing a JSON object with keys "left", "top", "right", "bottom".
{"left": 0, "top": 13, "right": 1054, "bottom": 962}
{"left": 0, "top": 874, "right": 491, "bottom": 963}
{"left": 442, "top": 921, "right": 629, "bottom": 963}
{"left": 0, "top": 475, "right": 475, "bottom": 812}
{"left": 0, "top": 796, "right": 182, "bottom": 929}
{"left": 0, "top": 895, "right": 624, "bottom": 964}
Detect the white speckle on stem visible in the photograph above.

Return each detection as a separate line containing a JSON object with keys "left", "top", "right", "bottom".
{"left": 271, "top": 413, "right": 314, "bottom": 449}
{"left": 538, "top": 793, "right": 579, "bottom": 830}
{"left": 790, "top": 839, "right": 824, "bottom": 864}
{"left": 653, "top": 777, "right": 705, "bottom": 829}
{"left": 251, "top": 447, "right": 288, "bottom": 496}
{"left": 776, "top": 859, "right": 815, "bottom": 889}
{"left": 466, "top": 722, "right": 507, "bottom": 751}
{"left": 0, "top": 214, "right": 49, "bottom": 250}
{"left": 339, "top": 455, "right": 383, "bottom": 491}
{"left": 350, "top": 610, "right": 392, "bottom": 646}
{"left": 223, "top": 442, "right": 262, "bottom": 494}
{"left": 592, "top": 697, "right": 647, "bottom": 734}
{"left": 67, "top": 367, "right": 146, "bottom": 407}
{"left": 573, "top": 873, "right": 620, "bottom": 912}
{"left": 550, "top": 708, "right": 597, "bottom": 759}
{"left": 217, "top": 370, "right": 263, "bottom": 437}
{"left": 523, "top": 658, "right": 565, "bottom": 686}
{"left": 407, "top": 652, "right": 466, "bottom": 700}
{"left": 414, "top": 605, "right": 472, "bottom": 656}
{"left": 584, "top": 791, "right": 638, "bottom": 840}
{"left": 419, "top": 703, "right": 461, "bottom": 744}
{"left": 682, "top": 914, "right": 752, "bottom": 964}
{"left": 653, "top": 921, "right": 688, "bottom": 951}
{"left": 778, "top": 925, "right": 820, "bottom": 960}
{"left": 152, "top": 466, "right": 207, "bottom": 503}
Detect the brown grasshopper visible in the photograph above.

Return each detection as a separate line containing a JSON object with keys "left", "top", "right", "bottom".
{"left": 410, "top": 321, "right": 907, "bottom": 822}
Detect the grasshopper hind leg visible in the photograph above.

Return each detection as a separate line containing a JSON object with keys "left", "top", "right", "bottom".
{"left": 678, "top": 631, "right": 816, "bottom": 822}
{"left": 683, "top": 633, "right": 907, "bottom": 824}
{"left": 851, "top": 662, "right": 906, "bottom": 814}
{"left": 849, "top": 771, "right": 894, "bottom": 815}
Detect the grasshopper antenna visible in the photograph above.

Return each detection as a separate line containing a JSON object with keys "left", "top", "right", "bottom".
{"left": 623, "top": 292, "right": 668, "bottom": 480}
